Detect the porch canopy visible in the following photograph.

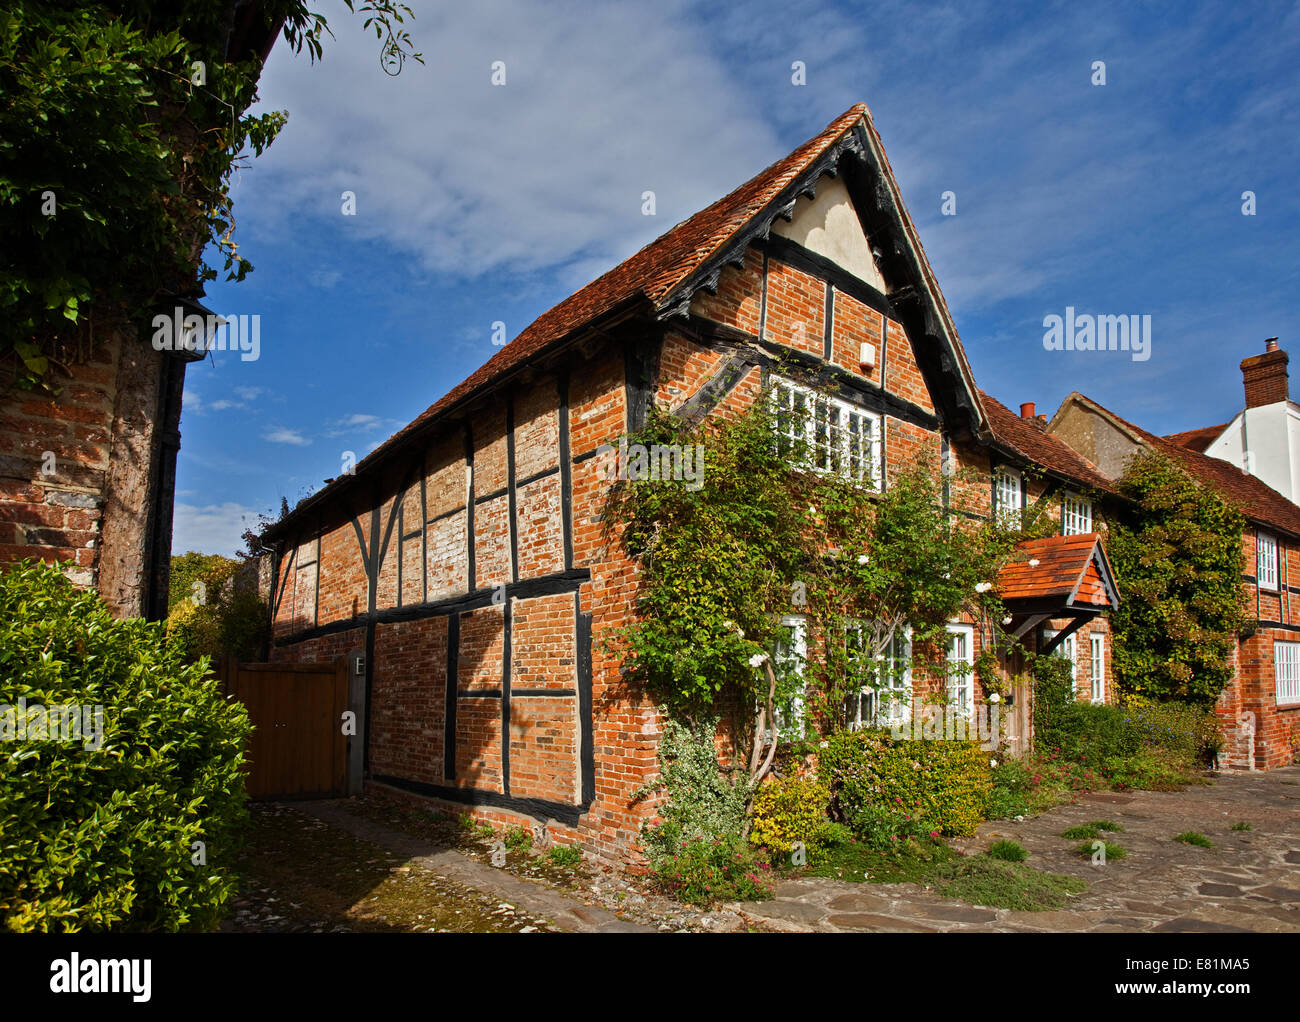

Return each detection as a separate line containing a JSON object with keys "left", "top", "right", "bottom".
{"left": 995, "top": 532, "right": 1120, "bottom": 653}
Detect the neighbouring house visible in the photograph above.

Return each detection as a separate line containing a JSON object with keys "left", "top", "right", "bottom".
{"left": 1049, "top": 352, "right": 1300, "bottom": 770}
{"left": 259, "top": 103, "right": 1132, "bottom": 863}
{"left": 1174, "top": 339, "right": 1300, "bottom": 503}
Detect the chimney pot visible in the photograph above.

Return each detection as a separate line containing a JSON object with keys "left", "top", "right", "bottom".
{"left": 1019, "top": 402, "right": 1035, "bottom": 420}
{"left": 1266, "top": 337, "right": 1279, "bottom": 353}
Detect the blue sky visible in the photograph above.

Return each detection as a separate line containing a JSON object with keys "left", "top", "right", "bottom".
{"left": 173, "top": 0, "right": 1300, "bottom": 555}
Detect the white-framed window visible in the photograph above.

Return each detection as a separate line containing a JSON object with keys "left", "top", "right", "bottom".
{"left": 1257, "top": 531, "right": 1278, "bottom": 591}
{"left": 1275, "top": 640, "right": 1300, "bottom": 706}
{"left": 945, "top": 623, "right": 975, "bottom": 716}
{"left": 1044, "top": 628, "right": 1079, "bottom": 702}
{"left": 1090, "top": 632, "right": 1105, "bottom": 704}
{"left": 770, "top": 375, "right": 881, "bottom": 488}
{"left": 769, "top": 615, "right": 807, "bottom": 740}
{"left": 1062, "top": 493, "right": 1093, "bottom": 536}
{"left": 994, "top": 468, "right": 1022, "bottom": 529}
{"left": 845, "top": 621, "right": 912, "bottom": 729}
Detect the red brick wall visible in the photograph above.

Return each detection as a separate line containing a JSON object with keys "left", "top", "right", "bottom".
{"left": 0, "top": 335, "right": 118, "bottom": 589}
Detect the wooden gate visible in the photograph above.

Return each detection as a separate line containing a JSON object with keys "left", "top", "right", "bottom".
{"left": 217, "top": 658, "right": 349, "bottom": 799}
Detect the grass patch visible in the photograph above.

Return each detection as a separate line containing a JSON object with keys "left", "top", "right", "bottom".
{"left": 933, "top": 856, "right": 1087, "bottom": 911}
{"left": 1230, "top": 821, "right": 1252, "bottom": 832}
{"left": 988, "top": 839, "right": 1028, "bottom": 862}
{"left": 1174, "top": 831, "right": 1213, "bottom": 848}
{"left": 803, "top": 836, "right": 955, "bottom": 884}
{"left": 1075, "top": 840, "right": 1127, "bottom": 860}
{"left": 1062, "top": 820, "right": 1125, "bottom": 840}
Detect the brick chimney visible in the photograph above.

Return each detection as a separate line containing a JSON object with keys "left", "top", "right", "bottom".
{"left": 1242, "top": 338, "right": 1288, "bottom": 408}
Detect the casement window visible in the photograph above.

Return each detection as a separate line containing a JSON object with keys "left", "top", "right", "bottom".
{"left": 845, "top": 622, "right": 912, "bottom": 729}
{"left": 768, "top": 615, "right": 807, "bottom": 740}
{"left": 1062, "top": 493, "right": 1093, "bottom": 536}
{"left": 1275, "top": 640, "right": 1300, "bottom": 705}
{"left": 1257, "top": 531, "right": 1279, "bottom": 591}
{"left": 770, "top": 375, "right": 881, "bottom": 488}
{"left": 945, "top": 623, "right": 975, "bottom": 716}
{"left": 1090, "top": 633, "right": 1105, "bottom": 704}
{"left": 994, "top": 468, "right": 1022, "bottom": 529}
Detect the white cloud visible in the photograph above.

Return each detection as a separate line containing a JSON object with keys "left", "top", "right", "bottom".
{"left": 172, "top": 502, "right": 262, "bottom": 557}
{"left": 234, "top": 385, "right": 266, "bottom": 401}
{"left": 265, "top": 427, "right": 311, "bottom": 445}
{"left": 240, "top": 0, "right": 781, "bottom": 283}
{"left": 308, "top": 268, "right": 343, "bottom": 288}
{"left": 324, "top": 412, "right": 405, "bottom": 438}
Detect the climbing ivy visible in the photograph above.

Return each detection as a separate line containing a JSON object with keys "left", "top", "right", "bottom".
{"left": 1108, "top": 451, "right": 1248, "bottom": 704}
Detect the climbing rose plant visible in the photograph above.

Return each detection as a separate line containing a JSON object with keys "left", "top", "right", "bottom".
{"left": 604, "top": 383, "right": 1033, "bottom": 781}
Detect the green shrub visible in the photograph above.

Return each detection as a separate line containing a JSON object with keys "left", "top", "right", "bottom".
{"left": 1040, "top": 702, "right": 1141, "bottom": 766}
{"left": 1230, "top": 821, "right": 1252, "bottom": 832}
{"left": 748, "top": 776, "right": 830, "bottom": 854}
{"left": 1124, "top": 697, "right": 1222, "bottom": 764}
{"left": 811, "top": 820, "right": 855, "bottom": 850}
{"left": 987, "top": 758, "right": 1034, "bottom": 818}
{"left": 1174, "top": 831, "right": 1212, "bottom": 848}
{"left": 843, "top": 802, "right": 936, "bottom": 851}
{"left": 988, "top": 839, "right": 1028, "bottom": 862}
{"left": 654, "top": 834, "right": 774, "bottom": 907}
{"left": 0, "top": 560, "right": 251, "bottom": 931}
{"left": 1102, "top": 747, "right": 1196, "bottom": 790}
{"left": 638, "top": 715, "right": 752, "bottom": 866}
{"left": 166, "top": 553, "right": 268, "bottom": 662}
{"left": 822, "top": 727, "right": 992, "bottom": 837}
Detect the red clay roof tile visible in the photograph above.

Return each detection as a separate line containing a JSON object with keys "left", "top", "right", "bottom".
{"left": 980, "top": 391, "right": 1114, "bottom": 493}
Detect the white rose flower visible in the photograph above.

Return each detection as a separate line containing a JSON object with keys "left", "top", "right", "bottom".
{"left": 1002, "top": 616, "right": 1013, "bottom": 625}
{"left": 748, "top": 652, "right": 769, "bottom": 668}
{"left": 857, "top": 554, "right": 869, "bottom": 565}
{"left": 990, "top": 758, "right": 998, "bottom": 768}
{"left": 988, "top": 692, "right": 1002, "bottom": 704}
{"left": 1028, "top": 558, "right": 1040, "bottom": 568}
{"left": 975, "top": 581, "right": 992, "bottom": 593}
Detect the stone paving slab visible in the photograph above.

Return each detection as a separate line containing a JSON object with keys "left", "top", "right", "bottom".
{"left": 730, "top": 765, "right": 1300, "bottom": 933}
{"left": 297, "top": 801, "right": 655, "bottom": 933}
